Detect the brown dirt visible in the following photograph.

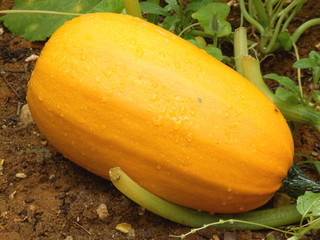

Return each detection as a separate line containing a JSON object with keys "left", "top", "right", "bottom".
{"left": 0, "top": 1, "right": 319, "bottom": 240}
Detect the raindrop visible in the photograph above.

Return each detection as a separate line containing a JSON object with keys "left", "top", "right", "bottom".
{"left": 152, "top": 115, "right": 163, "bottom": 126}
{"left": 160, "top": 105, "right": 167, "bottom": 114}
{"left": 135, "top": 46, "right": 144, "bottom": 58}
{"left": 186, "top": 133, "right": 193, "bottom": 143}
{"left": 150, "top": 94, "right": 158, "bottom": 101}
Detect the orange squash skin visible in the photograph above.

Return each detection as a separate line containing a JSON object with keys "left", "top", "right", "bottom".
{"left": 27, "top": 13, "right": 294, "bottom": 213}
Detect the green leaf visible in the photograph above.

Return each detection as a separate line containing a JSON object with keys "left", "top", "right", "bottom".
{"left": 140, "top": 2, "right": 169, "bottom": 16}
{"left": 1, "top": 0, "right": 124, "bottom": 41}
{"left": 162, "top": 15, "right": 180, "bottom": 31}
{"left": 313, "top": 90, "right": 320, "bottom": 104}
{"left": 205, "top": 45, "right": 223, "bottom": 61}
{"left": 187, "top": 0, "right": 214, "bottom": 12}
{"left": 191, "top": 3, "right": 231, "bottom": 37}
{"left": 264, "top": 73, "right": 302, "bottom": 98}
{"left": 164, "top": 0, "right": 180, "bottom": 13}
{"left": 296, "top": 191, "right": 320, "bottom": 217}
{"left": 275, "top": 87, "right": 300, "bottom": 104}
{"left": 278, "top": 31, "right": 292, "bottom": 51}
{"left": 294, "top": 51, "right": 320, "bottom": 84}
{"left": 293, "top": 58, "right": 317, "bottom": 69}
{"left": 89, "top": 0, "right": 124, "bottom": 13}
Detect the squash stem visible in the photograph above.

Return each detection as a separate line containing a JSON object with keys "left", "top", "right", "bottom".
{"left": 279, "top": 164, "right": 320, "bottom": 198}
{"left": 109, "top": 167, "right": 302, "bottom": 230}
{"left": 234, "top": 27, "right": 320, "bottom": 131}
{"left": 125, "top": 0, "right": 143, "bottom": 19}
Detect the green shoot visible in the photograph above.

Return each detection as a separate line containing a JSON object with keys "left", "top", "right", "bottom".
{"left": 191, "top": 3, "right": 232, "bottom": 47}
{"left": 139, "top": 1, "right": 233, "bottom": 61}
{"left": 239, "top": 0, "right": 320, "bottom": 55}
{"left": 234, "top": 27, "right": 320, "bottom": 131}
{"left": 109, "top": 167, "right": 302, "bottom": 230}
{"left": 173, "top": 191, "right": 320, "bottom": 240}
{"left": 109, "top": 167, "right": 320, "bottom": 240}
{"left": 0, "top": 0, "right": 125, "bottom": 41}
{"left": 293, "top": 51, "right": 320, "bottom": 85}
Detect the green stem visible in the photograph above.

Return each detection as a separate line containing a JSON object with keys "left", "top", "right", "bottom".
{"left": 109, "top": 167, "right": 302, "bottom": 230}
{"left": 280, "top": 2, "right": 302, "bottom": 33}
{"left": 178, "top": 23, "right": 200, "bottom": 37}
{"left": 239, "top": 0, "right": 265, "bottom": 34}
{"left": 241, "top": 55, "right": 320, "bottom": 131}
{"left": 234, "top": 27, "right": 320, "bottom": 131}
{"left": 263, "top": 7, "right": 287, "bottom": 54}
{"left": 0, "top": 9, "right": 81, "bottom": 16}
{"left": 279, "top": 165, "right": 320, "bottom": 198}
{"left": 291, "top": 18, "right": 320, "bottom": 43}
{"left": 251, "top": 0, "right": 269, "bottom": 27}
{"left": 269, "top": 0, "right": 286, "bottom": 30}
{"left": 234, "top": 27, "right": 248, "bottom": 75}
{"left": 125, "top": 0, "right": 142, "bottom": 19}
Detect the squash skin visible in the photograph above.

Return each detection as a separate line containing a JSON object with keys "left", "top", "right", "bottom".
{"left": 27, "top": 13, "right": 294, "bottom": 213}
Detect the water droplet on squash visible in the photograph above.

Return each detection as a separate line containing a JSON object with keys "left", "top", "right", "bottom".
{"left": 222, "top": 201, "right": 227, "bottom": 206}
{"left": 152, "top": 115, "right": 163, "bottom": 126}
{"left": 186, "top": 133, "right": 193, "bottom": 143}
{"left": 156, "top": 165, "right": 161, "bottom": 170}
{"left": 152, "top": 82, "right": 158, "bottom": 88}
{"left": 160, "top": 105, "right": 167, "bottom": 114}
{"left": 172, "top": 116, "right": 189, "bottom": 130}
{"left": 239, "top": 206, "right": 244, "bottom": 211}
{"left": 37, "top": 94, "right": 44, "bottom": 102}
{"left": 130, "top": 38, "right": 136, "bottom": 44}
{"left": 150, "top": 94, "right": 158, "bottom": 101}
{"left": 179, "top": 106, "right": 186, "bottom": 115}
{"left": 227, "top": 187, "right": 232, "bottom": 192}
{"left": 80, "top": 54, "right": 87, "bottom": 61}
{"left": 135, "top": 46, "right": 144, "bottom": 57}
{"left": 102, "top": 70, "right": 112, "bottom": 79}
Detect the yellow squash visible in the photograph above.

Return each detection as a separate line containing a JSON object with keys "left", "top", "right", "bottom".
{"left": 27, "top": 13, "right": 294, "bottom": 213}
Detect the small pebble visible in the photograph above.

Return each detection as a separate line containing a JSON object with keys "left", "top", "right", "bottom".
{"left": 311, "top": 151, "right": 318, "bottom": 157}
{"left": 16, "top": 173, "right": 27, "bottom": 178}
{"left": 65, "top": 236, "right": 73, "bottom": 240}
{"left": 25, "top": 198, "right": 35, "bottom": 203}
{"left": 29, "top": 205, "right": 36, "bottom": 211}
{"left": 96, "top": 204, "right": 109, "bottom": 220}
{"left": 49, "top": 174, "right": 56, "bottom": 181}
{"left": 0, "top": 158, "right": 4, "bottom": 175}
{"left": 137, "top": 206, "right": 145, "bottom": 216}
{"left": 116, "top": 223, "right": 132, "bottom": 234}
{"left": 25, "top": 54, "right": 39, "bottom": 62}
{"left": 57, "top": 192, "right": 66, "bottom": 199}
{"left": 9, "top": 191, "right": 17, "bottom": 199}
{"left": 19, "top": 104, "right": 33, "bottom": 126}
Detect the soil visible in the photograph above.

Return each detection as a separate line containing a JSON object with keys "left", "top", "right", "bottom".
{"left": 0, "top": 1, "right": 319, "bottom": 240}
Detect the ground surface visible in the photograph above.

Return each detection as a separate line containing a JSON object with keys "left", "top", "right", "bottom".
{"left": 0, "top": 1, "right": 320, "bottom": 239}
